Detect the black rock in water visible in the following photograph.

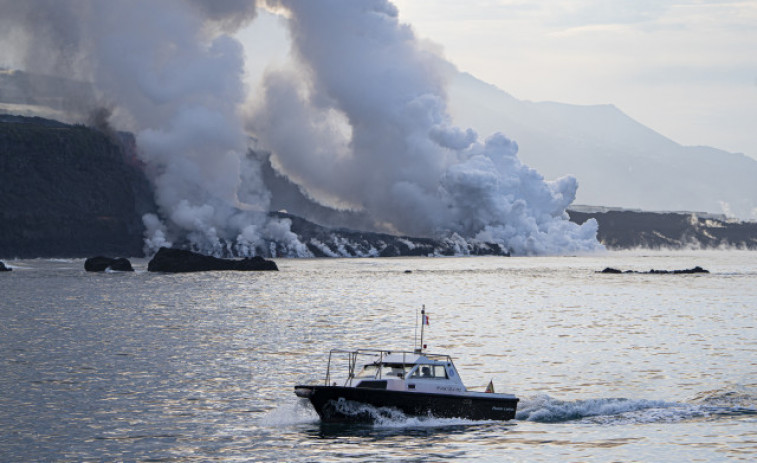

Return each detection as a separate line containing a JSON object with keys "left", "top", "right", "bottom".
{"left": 650, "top": 266, "right": 709, "bottom": 274}
{"left": 599, "top": 266, "right": 709, "bottom": 275}
{"left": 147, "top": 247, "right": 278, "bottom": 273}
{"left": 0, "top": 261, "right": 11, "bottom": 272}
{"left": 84, "top": 256, "right": 134, "bottom": 272}
{"left": 599, "top": 267, "right": 623, "bottom": 274}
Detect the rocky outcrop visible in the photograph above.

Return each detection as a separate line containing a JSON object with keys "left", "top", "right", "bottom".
{"left": 599, "top": 266, "right": 709, "bottom": 274}
{"left": 147, "top": 247, "right": 278, "bottom": 273}
{"left": 84, "top": 256, "right": 134, "bottom": 272}
{"left": 0, "top": 260, "right": 11, "bottom": 271}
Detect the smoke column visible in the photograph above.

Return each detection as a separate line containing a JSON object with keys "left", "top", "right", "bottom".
{"left": 253, "top": 0, "right": 601, "bottom": 254}
{"left": 88, "top": 0, "right": 311, "bottom": 257}
{"left": 1, "top": 0, "right": 602, "bottom": 256}
{"left": 0, "top": 0, "right": 309, "bottom": 257}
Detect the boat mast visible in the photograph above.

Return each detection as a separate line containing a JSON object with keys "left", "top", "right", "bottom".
{"left": 416, "top": 305, "right": 426, "bottom": 353}
{"left": 414, "top": 307, "right": 418, "bottom": 352}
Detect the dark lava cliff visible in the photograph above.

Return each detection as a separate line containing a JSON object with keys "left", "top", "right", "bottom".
{"left": 568, "top": 207, "right": 757, "bottom": 250}
{"left": 0, "top": 115, "right": 155, "bottom": 258}
{"left": 1, "top": 114, "right": 755, "bottom": 259}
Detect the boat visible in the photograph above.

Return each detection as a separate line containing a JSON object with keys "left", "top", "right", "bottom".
{"left": 294, "top": 307, "right": 519, "bottom": 423}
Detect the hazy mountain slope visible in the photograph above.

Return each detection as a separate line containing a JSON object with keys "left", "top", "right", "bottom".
{"left": 448, "top": 72, "right": 757, "bottom": 220}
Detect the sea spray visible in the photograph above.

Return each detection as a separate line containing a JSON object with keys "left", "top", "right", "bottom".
{"left": 259, "top": 399, "right": 320, "bottom": 427}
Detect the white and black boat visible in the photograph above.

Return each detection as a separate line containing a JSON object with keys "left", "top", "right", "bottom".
{"left": 294, "top": 308, "right": 519, "bottom": 423}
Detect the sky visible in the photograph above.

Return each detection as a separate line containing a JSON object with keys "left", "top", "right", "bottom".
{"left": 241, "top": 0, "right": 757, "bottom": 161}
{"left": 386, "top": 0, "right": 757, "bottom": 159}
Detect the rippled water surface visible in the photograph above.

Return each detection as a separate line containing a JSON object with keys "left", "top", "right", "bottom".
{"left": 1, "top": 251, "right": 755, "bottom": 461}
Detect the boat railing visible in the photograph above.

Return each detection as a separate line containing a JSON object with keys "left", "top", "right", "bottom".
{"left": 324, "top": 348, "right": 454, "bottom": 386}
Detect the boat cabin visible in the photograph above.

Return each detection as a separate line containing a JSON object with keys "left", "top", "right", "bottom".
{"left": 324, "top": 349, "right": 468, "bottom": 394}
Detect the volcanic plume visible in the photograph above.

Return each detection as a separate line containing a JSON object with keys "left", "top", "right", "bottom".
{"left": 253, "top": 0, "right": 600, "bottom": 254}
{"left": 0, "top": 0, "right": 601, "bottom": 256}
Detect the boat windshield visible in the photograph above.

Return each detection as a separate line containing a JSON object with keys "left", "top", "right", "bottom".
{"left": 410, "top": 364, "right": 449, "bottom": 379}
{"left": 356, "top": 363, "right": 412, "bottom": 379}
{"left": 381, "top": 363, "right": 412, "bottom": 379}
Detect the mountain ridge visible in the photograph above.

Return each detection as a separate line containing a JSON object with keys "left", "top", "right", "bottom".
{"left": 448, "top": 71, "right": 757, "bottom": 220}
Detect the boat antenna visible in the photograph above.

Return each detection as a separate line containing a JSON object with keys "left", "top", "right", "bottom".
{"left": 416, "top": 305, "right": 427, "bottom": 354}
{"left": 414, "top": 307, "right": 418, "bottom": 352}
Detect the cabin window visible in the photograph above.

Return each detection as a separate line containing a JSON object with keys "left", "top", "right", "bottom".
{"left": 358, "top": 363, "right": 411, "bottom": 379}
{"left": 380, "top": 364, "right": 411, "bottom": 379}
{"left": 411, "top": 364, "right": 449, "bottom": 379}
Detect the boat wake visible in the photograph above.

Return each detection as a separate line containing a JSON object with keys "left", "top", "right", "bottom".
{"left": 517, "top": 389, "right": 757, "bottom": 425}
{"left": 266, "top": 388, "right": 755, "bottom": 430}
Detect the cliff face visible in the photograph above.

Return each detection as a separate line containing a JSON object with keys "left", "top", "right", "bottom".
{"left": 0, "top": 115, "right": 156, "bottom": 258}
{"left": 568, "top": 208, "right": 757, "bottom": 249}
{"left": 2, "top": 114, "right": 755, "bottom": 259}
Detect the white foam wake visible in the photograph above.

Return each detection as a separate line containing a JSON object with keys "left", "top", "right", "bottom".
{"left": 517, "top": 392, "right": 757, "bottom": 425}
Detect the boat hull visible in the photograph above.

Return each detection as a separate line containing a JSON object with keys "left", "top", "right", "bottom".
{"left": 295, "top": 385, "right": 518, "bottom": 423}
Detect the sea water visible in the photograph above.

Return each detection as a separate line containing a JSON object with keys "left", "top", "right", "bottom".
{"left": 1, "top": 250, "right": 755, "bottom": 462}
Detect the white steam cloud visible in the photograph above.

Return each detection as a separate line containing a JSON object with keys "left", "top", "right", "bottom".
{"left": 254, "top": 0, "right": 601, "bottom": 254}
{"left": 1, "top": 0, "right": 304, "bottom": 256}
{"left": 83, "top": 0, "right": 308, "bottom": 256}
{"left": 1, "top": 0, "right": 601, "bottom": 256}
